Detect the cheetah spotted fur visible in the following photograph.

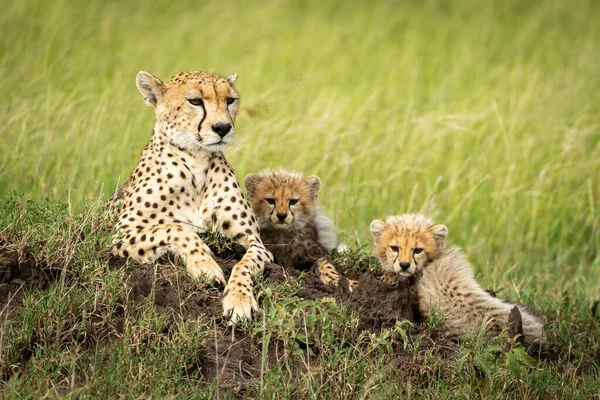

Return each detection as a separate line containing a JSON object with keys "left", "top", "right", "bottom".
{"left": 106, "top": 70, "right": 273, "bottom": 323}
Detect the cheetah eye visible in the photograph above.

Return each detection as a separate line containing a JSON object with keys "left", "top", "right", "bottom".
{"left": 188, "top": 98, "right": 204, "bottom": 106}
{"left": 226, "top": 97, "right": 236, "bottom": 105}
{"left": 414, "top": 248, "right": 423, "bottom": 254}
{"left": 266, "top": 198, "right": 276, "bottom": 205}
{"left": 390, "top": 246, "right": 399, "bottom": 253}
{"left": 289, "top": 199, "right": 299, "bottom": 206}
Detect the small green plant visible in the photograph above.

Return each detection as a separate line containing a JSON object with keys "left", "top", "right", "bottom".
{"left": 504, "top": 346, "right": 537, "bottom": 379}
{"left": 424, "top": 304, "right": 448, "bottom": 333}
{"left": 251, "top": 287, "right": 357, "bottom": 362}
{"left": 331, "top": 245, "right": 380, "bottom": 273}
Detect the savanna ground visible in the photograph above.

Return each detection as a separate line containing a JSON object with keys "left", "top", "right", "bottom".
{"left": 1, "top": 0, "right": 599, "bottom": 398}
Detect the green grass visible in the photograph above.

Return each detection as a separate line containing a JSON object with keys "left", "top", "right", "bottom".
{"left": 1, "top": 0, "right": 599, "bottom": 397}
{"left": 0, "top": 199, "right": 598, "bottom": 398}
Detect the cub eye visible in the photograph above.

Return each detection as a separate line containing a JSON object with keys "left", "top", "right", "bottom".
{"left": 226, "top": 97, "right": 236, "bottom": 105}
{"left": 390, "top": 246, "right": 399, "bottom": 253}
{"left": 188, "top": 98, "right": 204, "bottom": 106}
{"left": 289, "top": 199, "right": 299, "bottom": 206}
{"left": 414, "top": 248, "right": 423, "bottom": 254}
{"left": 266, "top": 198, "right": 275, "bottom": 205}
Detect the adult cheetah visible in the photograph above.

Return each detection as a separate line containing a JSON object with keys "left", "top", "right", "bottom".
{"left": 106, "top": 70, "right": 273, "bottom": 323}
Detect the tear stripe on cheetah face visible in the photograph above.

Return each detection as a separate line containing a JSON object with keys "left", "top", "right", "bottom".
{"left": 136, "top": 71, "right": 240, "bottom": 152}
{"left": 245, "top": 169, "right": 357, "bottom": 292}
{"left": 106, "top": 70, "right": 273, "bottom": 324}
{"left": 370, "top": 214, "right": 446, "bottom": 278}
{"left": 244, "top": 169, "right": 320, "bottom": 232}
{"left": 370, "top": 214, "right": 546, "bottom": 346}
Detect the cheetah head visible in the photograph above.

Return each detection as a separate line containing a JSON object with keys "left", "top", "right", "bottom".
{"left": 244, "top": 170, "right": 320, "bottom": 231}
{"left": 136, "top": 71, "right": 240, "bottom": 152}
{"left": 370, "top": 214, "right": 448, "bottom": 277}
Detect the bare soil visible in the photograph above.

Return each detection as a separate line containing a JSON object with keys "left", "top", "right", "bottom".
{"left": 0, "top": 250, "right": 61, "bottom": 320}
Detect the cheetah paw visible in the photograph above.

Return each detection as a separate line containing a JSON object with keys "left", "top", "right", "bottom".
{"left": 320, "top": 273, "right": 340, "bottom": 287}
{"left": 347, "top": 279, "right": 359, "bottom": 293}
{"left": 187, "top": 259, "right": 226, "bottom": 286}
{"left": 380, "top": 271, "right": 399, "bottom": 286}
{"left": 222, "top": 287, "right": 257, "bottom": 324}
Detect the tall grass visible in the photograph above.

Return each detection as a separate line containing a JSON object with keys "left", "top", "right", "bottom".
{"left": 1, "top": 0, "right": 599, "bottom": 311}
{"left": 1, "top": 2, "right": 599, "bottom": 397}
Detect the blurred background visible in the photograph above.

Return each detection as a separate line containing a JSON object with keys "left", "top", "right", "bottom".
{"left": 1, "top": 0, "right": 598, "bottom": 289}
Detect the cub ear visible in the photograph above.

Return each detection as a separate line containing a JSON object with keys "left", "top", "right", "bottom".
{"left": 136, "top": 71, "right": 166, "bottom": 108}
{"left": 244, "top": 173, "right": 262, "bottom": 197}
{"left": 429, "top": 224, "right": 448, "bottom": 246}
{"left": 227, "top": 73, "right": 238, "bottom": 85}
{"left": 369, "top": 219, "right": 388, "bottom": 239}
{"left": 305, "top": 175, "right": 321, "bottom": 200}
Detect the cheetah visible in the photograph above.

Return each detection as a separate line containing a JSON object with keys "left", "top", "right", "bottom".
{"left": 106, "top": 70, "right": 273, "bottom": 323}
{"left": 370, "top": 214, "right": 546, "bottom": 346}
{"left": 244, "top": 169, "right": 357, "bottom": 291}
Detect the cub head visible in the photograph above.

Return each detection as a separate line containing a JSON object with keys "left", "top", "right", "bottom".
{"left": 370, "top": 214, "right": 448, "bottom": 277}
{"left": 244, "top": 170, "right": 320, "bottom": 231}
{"left": 136, "top": 70, "right": 240, "bottom": 152}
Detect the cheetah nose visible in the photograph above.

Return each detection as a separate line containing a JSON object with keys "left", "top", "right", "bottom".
{"left": 212, "top": 122, "right": 232, "bottom": 138}
{"left": 399, "top": 262, "right": 410, "bottom": 270}
{"left": 276, "top": 212, "right": 287, "bottom": 221}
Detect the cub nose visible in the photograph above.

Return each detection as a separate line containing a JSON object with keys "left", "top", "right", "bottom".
{"left": 399, "top": 262, "right": 410, "bottom": 271}
{"left": 212, "top": 122, "right": 232, "bottom": 138}
{"left": 276, "top": 212, "right": 287, "bottom": 221}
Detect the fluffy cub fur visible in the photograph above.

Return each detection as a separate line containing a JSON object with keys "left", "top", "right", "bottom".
{"left": 245, "top": 170, "right": 356, "bottom": 290}
{"left": 370, "top": 214, "right": 546, "bottom": 346}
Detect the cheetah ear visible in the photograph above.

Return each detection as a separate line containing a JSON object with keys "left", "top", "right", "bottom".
{"left": 136, "top": 71, "right": 166, "bottom": 108}
{"left": 429, "top": 224, "right": 448, "bottom": 246}
{"left": 305, "top": 175, "right": 321, "bottom": 200}
{"left": 244, "top": 173, "right": 262, "bottom": 197}
{"left": 227, "top": 73, "right": 238, "bottom": 86}
{"left": 370, "top": 220, "right": 388, "bottom": 239}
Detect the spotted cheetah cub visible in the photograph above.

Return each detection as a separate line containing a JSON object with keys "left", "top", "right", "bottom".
{"left": 370, "top": 214, "right": 545, "bottom": 346}
{"left": 106, "top": 70, "right": 273, "bottom": 323}
{"left": 244, "top": 170, "right": 357, "bottom": 291}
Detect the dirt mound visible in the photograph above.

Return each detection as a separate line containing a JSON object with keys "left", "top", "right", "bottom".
{"left": 119, "top": 258, "right": 287, "bottom": 387}
{"left": 121, "top": 251, "right": 416, "bottom": 332}
{"left": 115, "top": 253, "right": 416, "bottom": 388}
{"left": 296, "top": 268, "right": 416, "bottom": 331}
{"left": 0, "top": 243, "right": 417, "bottom": 389}
{"left": 122, "top": 257, "right": 288, "bottom": 321}
{"left": 348, "top": 271, "right": 417, "bottom": 330}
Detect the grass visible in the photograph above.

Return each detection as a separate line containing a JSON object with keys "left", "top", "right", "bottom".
{"left": 0, "top": 0, "right": 599, "bottom": 398}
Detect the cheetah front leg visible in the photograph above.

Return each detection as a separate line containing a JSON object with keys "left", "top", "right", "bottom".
{"left": 222, "top": 235, "right": 272, "bottom": 322}
{"left": 113, "top": 223, "right": 226, "bottom": 285}
{"left": 201, "top": 158, "right": 273, "bottom": 322}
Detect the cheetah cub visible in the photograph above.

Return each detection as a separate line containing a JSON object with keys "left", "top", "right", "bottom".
{"left": 370, "top": 214, "right": 546, "bottom": 346}
{"left": 245, "top": 170, "right": 357, "bottom": 291}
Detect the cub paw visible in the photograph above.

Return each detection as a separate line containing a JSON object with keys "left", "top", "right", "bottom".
{"left": 222, "top": 286, "right": 257, "bottom": 324}
{"left": 347, "top": 279, "right": 359, "bottom": 293}
{"left": 380, "top": 271, "right": 399, "bottom": 286}
{"left": 314, "top": 258, "right": 341, "bottom": 287}
{"left": 320, "top": 271, "right": 341, "bottom": 287}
